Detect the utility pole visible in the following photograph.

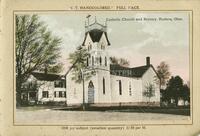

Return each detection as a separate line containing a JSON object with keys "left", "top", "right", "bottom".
{"left": 80, "top": 69, "right": 85, "bottom": 110}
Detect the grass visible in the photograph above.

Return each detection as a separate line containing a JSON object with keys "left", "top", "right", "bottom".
{"left": 54, "top": 105, "right": 190, "bottom": 116}
{"left": 17, "top": 104, "right": 190, "bottom": 116}
{"left": 88, "top": 106, "right": 190, "bottom": 116}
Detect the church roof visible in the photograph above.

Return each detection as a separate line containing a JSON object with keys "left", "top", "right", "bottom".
{"left": 31, "top": 72, "right": 64, "bottom": 81}
{"left": 110, "top": 64, "right": 153, "bottom": 78}
{"left": 89, "top": 29, "right": 103, "bottom": 42}
{"left": 82, "top": 29, "right": 110, "bottom": 46}
{"left": 131, "top": 65, "right": 151, "bottom": 77}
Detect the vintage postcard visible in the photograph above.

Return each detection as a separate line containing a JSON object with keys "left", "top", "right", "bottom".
{"left": 0, "top": 0, "right": 200, "bottom": 136}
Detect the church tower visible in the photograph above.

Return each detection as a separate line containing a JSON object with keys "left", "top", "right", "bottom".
{"left": 82, "top": 16, "right": 112, "bottom": 104}
{"left": 82, "top": 17, "right": 110, "bottom": 70}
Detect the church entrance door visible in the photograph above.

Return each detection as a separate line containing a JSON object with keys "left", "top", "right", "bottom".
{"left": 88, "top": 81, "right": 94, "bottom": 104}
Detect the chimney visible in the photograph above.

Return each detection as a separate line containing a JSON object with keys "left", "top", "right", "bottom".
{"left": 146, "top": 57, "right": 150, "bottom": 66}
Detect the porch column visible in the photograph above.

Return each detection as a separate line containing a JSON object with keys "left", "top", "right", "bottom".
{"left": 27, "top": 92, "right": 29, "bottom": 101}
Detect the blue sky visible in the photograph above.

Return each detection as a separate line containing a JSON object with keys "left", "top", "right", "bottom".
{"left": 38, "top": 12, "right": 189, "bottom": 82}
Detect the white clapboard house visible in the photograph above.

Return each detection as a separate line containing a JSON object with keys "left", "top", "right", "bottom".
{"left": 21, "top": 71, "right": 66, "bottom": 104}
{"left": 22, "top": 19, "right": 160, "bottom": 106}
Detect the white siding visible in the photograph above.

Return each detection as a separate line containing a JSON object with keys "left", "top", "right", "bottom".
{"left": 110, "top": 75, "right": 143, "bottom": 103}
{"left": 37, "top": 81, "right": 66, "bottom": 103}
{"left": 66, "top": 71, "right": 83, "bottom": 105}
{"left": 37, "top": 81, "right": 54, "bottom": 102}
{"left": 66, "top": 67, "right": 160, "bottom": 105}
{"left": 66, "top": 68, "right": 111, "bottom": 105}
{"left": 53, "top": 87, "right": 66, "bottom": 102}
{"left": 142, "top": 67, "right": 160, "bottom": 103}
{"left": 96, "top": 69, "right": 111, "bottom": 103}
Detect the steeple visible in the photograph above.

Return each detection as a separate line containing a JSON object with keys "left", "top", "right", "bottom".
{"left": 81, "top": 16, "right": 111, "bottom": 70}
{"left": 85, "top": 16, "right": 107, "bottom": 33}
{"left": 82, "top": 16, "right": 110, "bottom": 46}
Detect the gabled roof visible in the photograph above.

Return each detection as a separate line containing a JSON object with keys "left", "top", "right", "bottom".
{"left": 82, "top": 29, "right": 110, "bottom": 46}
{"left": 31, "top": 72, "right": 64, "bottom": 81}
{"left": 110, "top": 64, "right": 131, "bottom": 71}
{"left": 110, "top": 64, "right": 156, "bottom": 78}
{"left": 131, "top": 65, "right": 150, "bottom": 77}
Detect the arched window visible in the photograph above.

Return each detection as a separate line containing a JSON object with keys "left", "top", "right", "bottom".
{"left": 105, "top": 57, "right": 107, "bottom": 66}
{"left": 101, "top": 44, "right": 105, "bottom": 50}
{"left": 92, "top": 56, "right": 94, "bottom": 66}
{"left": 86, "top": 57, "right": 89, "bottom": 66}
{"left": 119, "top": 80, "right": 122, "bottom": 95}
{"left": 103, "top": 77, "right": 105, "bottom": 94}
{"left": 88, "top": 80, "right": 94, "bottom": 88}
{"left": 100, "top": 56, "right": 102, "bottom": 65}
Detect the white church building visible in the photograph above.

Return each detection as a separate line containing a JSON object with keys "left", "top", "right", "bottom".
{"left": 21, "top": 19, "right": 161, "bottom": 107}
{"left": 65, "top": 20, "right": 161, "bottom": 107}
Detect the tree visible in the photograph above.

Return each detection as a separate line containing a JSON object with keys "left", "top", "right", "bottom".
{"left": 110, "top": 56, "right": 130, "bottom": 67}
{"left": 16, "top": 15, "right": 62, "bottom": 105}
{"left": 156, "top": 61, "right": 171, "bottom": 89}
{"left": 143, "top": 83, "right": 155, "bottom": 103}
{"left": 68, "top": 46, "right": 90, "bottom": 83}
{"left": 165, "top": 76, "right": 190, "bottom": 105}
{"left": 160, "top": 89, "right": 167, "bottom": 102}
{"left": 181, "top": 84, "right": 190, "bottom": 101}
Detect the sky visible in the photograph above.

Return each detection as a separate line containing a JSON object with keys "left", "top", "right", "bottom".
{"left": 38, "top": 12, "right": 190, "bottom": 82}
